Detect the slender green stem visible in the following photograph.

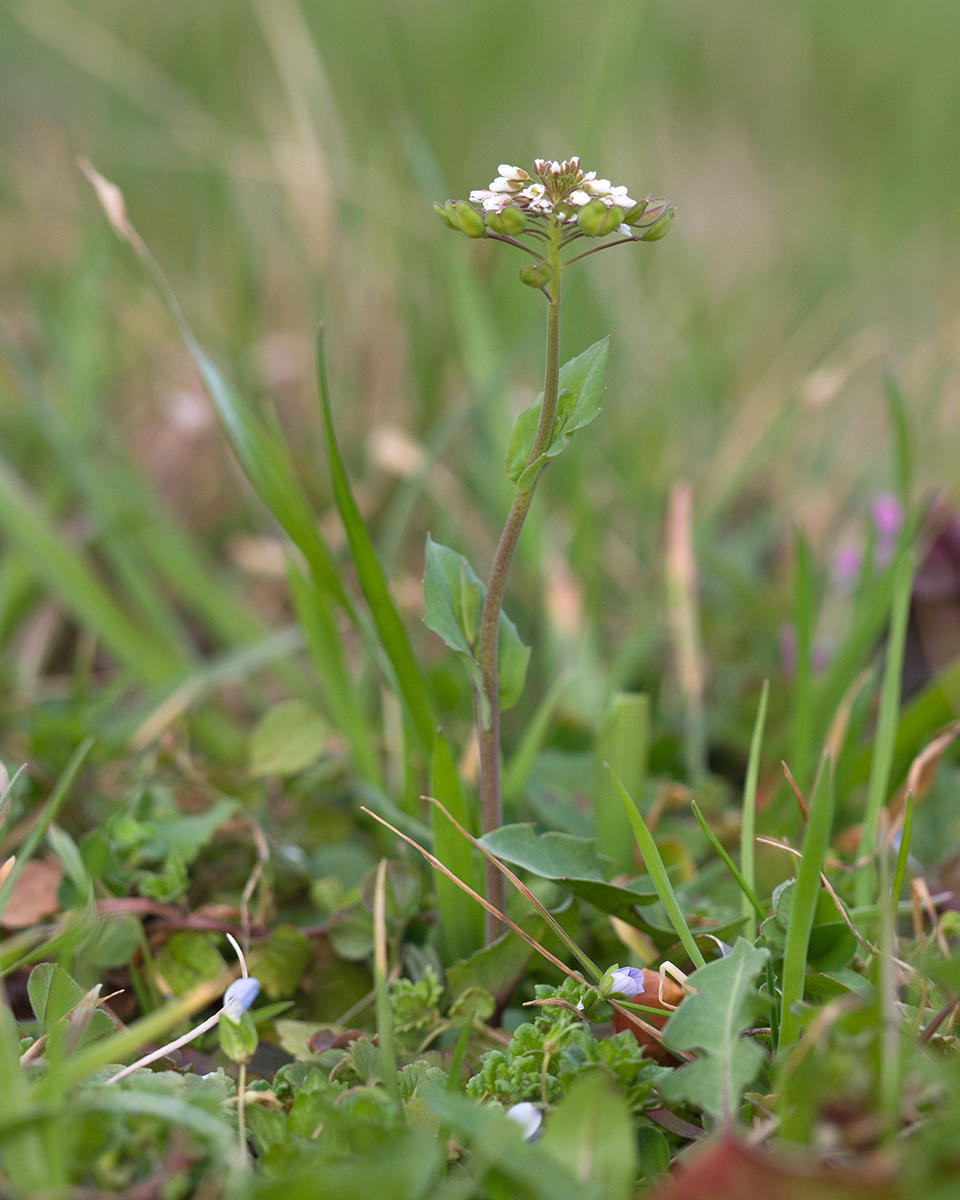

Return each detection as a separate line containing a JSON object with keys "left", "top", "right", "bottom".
{"left": 563, "top": 235, "right": 636, "bottom": 265}
{"left": 237, "top": 1063, "right": 248, "bottom": 1166}
{"left": 475, "top": 224, "right": 562, "bottom": 942}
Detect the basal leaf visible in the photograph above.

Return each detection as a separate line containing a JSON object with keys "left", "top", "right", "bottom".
{"left": 478, "top": 823, "right": 660, "bottom": 913}
{"left": 660, "top": 938, "right": 770, "bottom": 1122}
{"left": 505, "top": 337, "right": 610, "bottom": 490}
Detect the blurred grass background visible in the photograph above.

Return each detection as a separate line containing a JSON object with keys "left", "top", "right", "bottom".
{"left": 1, "top": 0, "right": 960, "bottom": 780}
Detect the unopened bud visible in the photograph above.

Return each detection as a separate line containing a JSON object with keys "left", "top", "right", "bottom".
{"left": 434, "top": 201, "right": 459, "bottom": 230}
{"left": 519, "top": 262, "right": 554, "bottom": 289}
{"left": 577, "top": 199, "right": 609, "bottom": 237}
{"left": 455, "top": 201, "right": 486, "bottom": 239}
{"left": 639, "top": 205, "right": 675, "bottom": 241}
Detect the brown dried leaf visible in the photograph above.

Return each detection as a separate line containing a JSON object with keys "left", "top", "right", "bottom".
{"left": 658, "top": 1133, "right": 898, "bottom": 1200}
{"left": 1, "top": 858, "right": 63, "bottom": 928}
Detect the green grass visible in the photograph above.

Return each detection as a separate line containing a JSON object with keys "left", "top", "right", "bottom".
{"left": 2, "top": 1, "right": 960, "bottom": 1196}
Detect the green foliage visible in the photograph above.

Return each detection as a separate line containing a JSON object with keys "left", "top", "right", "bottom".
{"left": 423, "top": 535, "right": 531, "bottom": 711}
{"left": 250, "top": 699, "right": 329, "bottom": 776}
{"left": 660, "top": 938, "right": 770, "bottom": 1122}
{"left": 505, "top": 338, "right": 610, "bottom": 491}
{"left": 539, "top": 1072, "right": 637, "bottom": 1200}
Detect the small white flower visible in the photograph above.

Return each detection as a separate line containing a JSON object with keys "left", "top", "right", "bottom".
{"left": 497, "top": 164, "right": 529, "bottom": 183}
{"left": 469, "top": 189, "right": 513, "bottom": 212}
{"left": 506, "top": 1102, "right": 543, "bottom": 1141}
{"left": 489, "top": 176, "right": 520, "bottom": 194}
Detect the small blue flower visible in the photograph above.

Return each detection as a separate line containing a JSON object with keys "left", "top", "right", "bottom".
{"left": 222, "top": 976, "right": 260, "bottom": 1025}
{"left": 608, "top": 967, "right": 645, "bottom": 999}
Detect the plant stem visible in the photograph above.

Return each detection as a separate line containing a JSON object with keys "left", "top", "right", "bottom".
{"left": 475, "top": 224, "right": 562, "bottom": 942}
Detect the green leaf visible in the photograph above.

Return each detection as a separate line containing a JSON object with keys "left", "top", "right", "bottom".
{"left": 316, "top": 329, "right": 435, "bottom": 751}
{"left": 540, "top": 1071, "right": 637, "bottom": 1200}
{"left": 446, "top": 914, "right": 545, "bottom": 1006}
{"left": 250, "top": 699, "right": 329, "bottom": 776}
{"left": 478, "top": 823, "right": 660, "bottom": 916}
{"left": 27, "top": 964, "right": 83, "bottom": 1031}
{"left": 779, "top": 761, "right": 835, "bottom": 1047}
{"left": 423, "top": 536, "right": 530, "bottom": 710}
{"left": 219, "top": 1009, "right": 258, "bottom": 1065}
{"left": 425, "top": 1089, "right": 602, "bottom": 1200}
{"left": 505, "top": 337, "right": 610, "bottom": 490}
{"left": 248, "top": 925, "right": 314, "bottom": 1000}
{"left": 430, "top": 733, "right": 483, "bottom": 963}
{"left": 660, "top": 938, "right": 770, "bottom": 1122}
{"left": 141, "top": 797, "right": 238, "bottom": 864}
{"left": 153, "top": 931, "right": 226, "bottom": 996}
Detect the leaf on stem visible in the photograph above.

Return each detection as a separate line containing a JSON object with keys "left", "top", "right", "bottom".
{"left": 505, "top": 337, "right": 610, "bottom": 492}
{"left": 423, "top": 536, "right": 530, "bottom": 711}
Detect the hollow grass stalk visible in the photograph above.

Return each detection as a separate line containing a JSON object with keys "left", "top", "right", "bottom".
{"left": 475, "top": 225, "right": 562, "bottom": 941}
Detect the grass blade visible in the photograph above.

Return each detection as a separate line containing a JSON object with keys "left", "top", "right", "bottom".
{"left": 882, "top": 364, "right": 912, "bottom": 508}
{"left": 740, "top": 679, "right": 769, "bottom": 932}
{"left": 593, "top": 692, "right": 650, "bottom": 872}
{"left": 287, "top": 561, "right": 381, "bottom": 784}
{"left": 431, "top": 733, "right": 483, "bottom": 962}
{"left": 316, "top": 329, "right": 435, "bottom": 751}
{"left": 373, "top": 859, "right": 401, "bottom": 1106}
{"left": 0, "top": 453, "right": 178, "bottom": 683}
{"left": 790, "top": 527, "right": 814, "bottom": 792}
{"left": 691, "top": 799, "right": 765, "bottom": 922}
{"left": 891, "top": 791, "right": 914, "bottom": 907}
{"left": 855, "top": 552, "right": 913, "bottom": 906}
{"left": 778, "top": 759, "right": 834, "bottom": 1048}
{"left": 605, "top": 765, "right": 706, "bottom": 969}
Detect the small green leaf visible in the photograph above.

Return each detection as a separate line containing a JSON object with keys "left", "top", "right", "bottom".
{"left": 248, "top": 925, "right": 314, "bottom": 1000}
{"left": 540, "top": 1072, "right": 637, "bottom": 1200}
{"left": 28, "top": 964, "right": 83, "bottom": 1031}
{"left": 153, "top": 931, "right": 225, "bottom": 996}
{"left": 505, "top": 337, "right": 610, "bottom": 488}
{"left": 423, "top": 536, "right": 530, "bottom": 710}
{"left": 660, "top": 938, "right": 770, "bottom": 1122}
{"left": 250, "top": 699, "right": 329, "bottom": 776}
{"left": 219, "top": 1009, "right": 259, "bottom": 1065}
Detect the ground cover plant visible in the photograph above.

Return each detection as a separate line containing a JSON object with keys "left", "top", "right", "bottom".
{"left": 4, "top": 2, "right": 960, "bottom": 1197}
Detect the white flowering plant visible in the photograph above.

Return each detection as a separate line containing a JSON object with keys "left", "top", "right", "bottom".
{"left": 427, "top": 159, "right": 674, "bottom": 938}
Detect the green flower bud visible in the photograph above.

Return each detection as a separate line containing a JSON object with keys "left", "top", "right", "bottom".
{"left": 639, "top": 205, "right": 675, "bottom": 241}
{"left": 455, "top": 201, "right": 486, "bottom": 239}
{"left": 434, "top": 201, "right": 459, "bottom": 230}
{"left": 632, "top": 197, "right": 669, "bottom": 228}
{"left": 519, "top": 262, "right": 554, "bottom": 289}
{"left": 597, "top": 205, "right": 624, "bottom": 237}
{"left": 577, "top": 199, "right": 609, "bottom": 237}
{"left": 623, "top": 195, "right": 652, "bottom": 225}
{"left": 219, "top": 1010, "right": 259, "bottom": 1065}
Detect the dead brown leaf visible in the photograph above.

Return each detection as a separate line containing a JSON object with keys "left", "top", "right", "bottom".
{"left": 1, "top": 858, "right": 63, "bottom": 928}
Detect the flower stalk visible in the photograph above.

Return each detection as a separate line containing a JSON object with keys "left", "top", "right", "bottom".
{"left": 434, "top": 158, "right": 675, "bottom": 944}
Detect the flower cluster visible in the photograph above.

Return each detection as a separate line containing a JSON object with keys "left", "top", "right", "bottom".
{"left": 470, "top": 158, "right": 636, "bottom": 228}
